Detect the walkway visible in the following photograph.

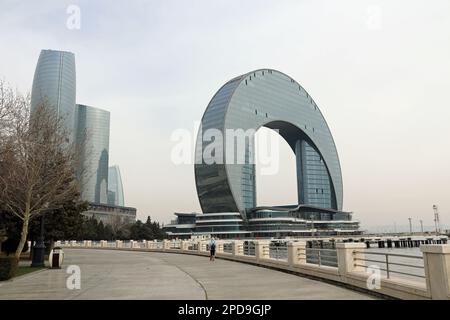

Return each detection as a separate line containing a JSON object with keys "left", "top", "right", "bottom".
{"left": 0, "top": 249, "right": 374, "bottom": 299}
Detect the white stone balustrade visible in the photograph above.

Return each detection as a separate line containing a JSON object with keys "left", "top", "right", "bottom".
{"left": 421, "top": 244, "right": 450, "bottom": 300}
{"left": 254, "top": 241, "right": 270, "bottom": 261}
{"left": 336, "top": 242, "right": 366, "bottom": 274}
{"left": 216, "top": 241, "right": 224, "bottom": 254}
{"left": 181, "top": 240, "right": 190, "bottom": 251}
{"left": 197, "top": 241, "right": 207, "bottom": 252}
{"left": 129, "top": 240, "right": 141, "bottom": 249}
{"left": 163, "top": 240, "right": 171, "bottom": 250}
{"left": 232, "top": 241, "right": 244, "bottom": 256}
{"left": 288, "top": 241, "right": 306, "bottom": 266}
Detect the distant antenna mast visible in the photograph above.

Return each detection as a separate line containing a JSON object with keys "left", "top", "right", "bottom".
{"left": 433, "top": 205, "right": 441, "bottom": 234}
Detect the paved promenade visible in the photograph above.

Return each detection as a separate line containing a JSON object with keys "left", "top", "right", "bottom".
{"left": 0, "top": 249, "right": 374, "bottom": 299}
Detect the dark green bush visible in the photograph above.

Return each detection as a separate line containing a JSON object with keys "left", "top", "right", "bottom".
{"left": 1, "top": 238, "right": 28, "bottom": 255}
{"left": 0, "top": 256, "right": 18, "bottom": 280}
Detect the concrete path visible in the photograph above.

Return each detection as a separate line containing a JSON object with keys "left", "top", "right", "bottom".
{"left": 0, "top": 249, "right": 374, "bottom": 299}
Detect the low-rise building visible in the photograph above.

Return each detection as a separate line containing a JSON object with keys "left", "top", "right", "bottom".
{"left": 82, "top": 202, "right": 136, "bottom": 226}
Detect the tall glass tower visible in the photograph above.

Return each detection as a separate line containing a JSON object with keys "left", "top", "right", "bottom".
{"left": 30, "top": 49, "right": 76, "bottom": 141}
{"left": 108, "top": 165, "right": 125, "bottom": 206}
{"left": 75, "top": 104, "right": 110, "bottom": 204}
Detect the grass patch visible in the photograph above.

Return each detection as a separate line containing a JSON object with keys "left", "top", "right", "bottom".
{"left": 15, "top": 266, "right": 45, "bottom": 277}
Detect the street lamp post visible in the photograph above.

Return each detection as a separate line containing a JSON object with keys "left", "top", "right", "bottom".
{"left": 420, "top": 220, "right": 424, "bottom": 234}
{"left": 408, "top": 217, "right": 412, "bottom": 235}
{"left": 31, "top": 215, "right": 45, "bottom": 267}
{"left": 433, "top": 205, "right": 440, "bottom": 235}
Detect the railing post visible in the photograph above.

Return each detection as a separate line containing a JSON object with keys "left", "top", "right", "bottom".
{"left": 163, "top": 240, "right": 171, "bottom": 250}
{"left": 131, "top": 240, "right": 140, "bottom": 249}
{"left": 288, "top": 241, "right": 306, "bottom": 266}
{"left": 336, "top": 242, "right": 366, "bottom": 275}
{"left": 181, "top": 240, "right": 190, "bottom": 251}
{"left": 232, "top": 241, "right": 243, "bottom": 256}
{"left": 255, "top": 241, "right": 270, "bottom": 262}
{"left": 216, "top": 241, "right": 224, "bottom": 254}
{"left": 197, "top": 241, "right": 204, "bottom": 253}
{"left": 421, "top": 245, "right": 450, "bottom": 300}
{"left": 100, "top": 240, "right": 107, "bottom": 248}
{"left": 115, "top": 240, "right": 122, "bottom": 248}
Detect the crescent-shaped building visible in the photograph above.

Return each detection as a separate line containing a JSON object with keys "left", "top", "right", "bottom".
{"left": 165, "top": 69, "right": 360, "bottom": 239}
{"left": 195, "top": 69, "right": 342, "bottom": 213}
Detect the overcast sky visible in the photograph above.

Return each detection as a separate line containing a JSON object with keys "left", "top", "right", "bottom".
{"left": 1, "top": 0, "right": 449, "bottom": 231}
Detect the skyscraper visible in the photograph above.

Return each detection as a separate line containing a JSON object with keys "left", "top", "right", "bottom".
{"left": 166, "top": 69, "right": 359, "bottom": 239}
{"left": 30, "top": 49, "right": 76, "bottom": 141}
{"left": 75, "top": 104, "right": 110, "bottom": 204}
{"left": 29, "top": 48, "right": 135, "bottom": 223}
{"left": 108, "top": 165, "right": 125, "bottom": 206}
{"left": 195, "top": 69, "right": 342, "bottom": 213}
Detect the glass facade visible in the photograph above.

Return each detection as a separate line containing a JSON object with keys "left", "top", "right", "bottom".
{"left": 75, "top": 104, "right": 110, "bottom": 204}
{"left": 195, "top": 212, "right": 247, "bottom": 235}
{"left": 164, "top": 213, "right": 199, "bottom": 239}
{"left": 194, "top": 78, "right": 242, "bottom": 213}
{"left": 30, "top": 49, "right": 136, "bottom": 225}
{"left": 31, "top": 50, "right": 76, "bottom": 142}
{"left": 108, "top": 165, "right": 125, "bottom": 206}
{"left": 296, "top": 140, "right": 334, "bottom": 208}
{"left": 246, "top": 205, "right": 359, "bottom": 237}
{"left": 164, "top": 207, "right": 360, "bottom": 239}
{"left": 195, "top": 69, "right": 343, "bottom": 215}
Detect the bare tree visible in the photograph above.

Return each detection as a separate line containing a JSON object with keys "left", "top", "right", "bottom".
{"left": 0, "top": 81, "right": 84, "bottom": 260}
{"left": 0, "top": 80, "right": 24, "bottom": 161}
{"left": 109, "top": 213, "right": 130, "bottom": 237}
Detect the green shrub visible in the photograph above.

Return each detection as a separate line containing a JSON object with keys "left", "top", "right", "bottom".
{"left": 0, "top": 256, "right": 18, "bottom": 280}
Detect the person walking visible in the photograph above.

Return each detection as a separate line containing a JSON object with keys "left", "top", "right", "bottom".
{"left": 209, "top": 237, "right": 216, "bottom": 261}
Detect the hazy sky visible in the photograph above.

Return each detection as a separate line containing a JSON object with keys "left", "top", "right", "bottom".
{"left": 1, "top": 0, "right": 449, "bottom": 230}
